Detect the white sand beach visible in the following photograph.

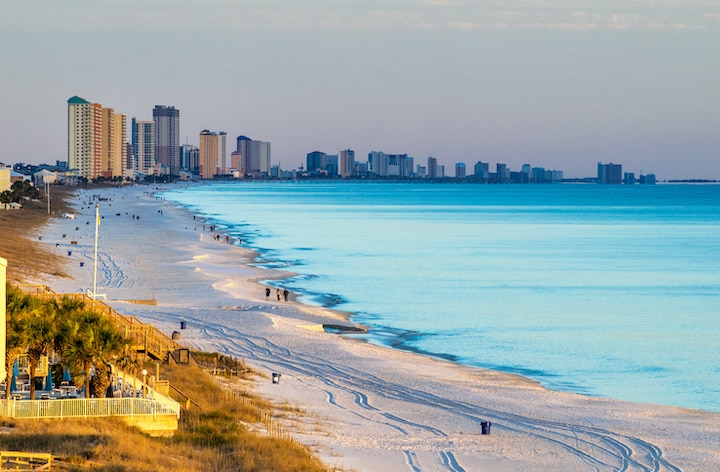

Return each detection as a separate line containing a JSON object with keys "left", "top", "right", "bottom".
{"left": 31, "top": 184, "right": 720, "bottom": 471}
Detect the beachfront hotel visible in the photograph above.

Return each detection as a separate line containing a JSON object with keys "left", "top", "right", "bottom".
{"left": 67, "top": 96, "right": 126, "bottom": 180}
{"left": 236, "top": 135, "right": 271, "bottom": 177}
{"left": 132, "top": 119, "right": 156, "bottom": 175}
{"left": 339, "top": 149, "right": 355, "bottom": 178}
{"left": 101, "top": 107, "right": 127, "bottom": 179}
{"left": 67, "top": 96, "right": 102, "bottom": 180}
{"left": 598, "top": 162, "right": 623, "bottom": 184}
{"left": 199, "top": 130, "right": 227, "bottom": 179}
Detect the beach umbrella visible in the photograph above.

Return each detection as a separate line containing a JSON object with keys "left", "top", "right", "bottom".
{"left": 46, "top": 369, "right": 53, "bottom": 391}
{"left": 10, "top": 359, "right": 18, "bottom": 393}
{"left": 63, "top": 368, "right": 72, "bottom": 382}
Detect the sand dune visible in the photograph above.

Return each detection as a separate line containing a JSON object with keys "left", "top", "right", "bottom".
{"left": 30, "top": 184, "right": 720, "bottom": 471}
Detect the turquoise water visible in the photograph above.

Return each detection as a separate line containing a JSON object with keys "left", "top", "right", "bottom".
{"left": 161, "top": 182, "right": 720, "bottom": 411}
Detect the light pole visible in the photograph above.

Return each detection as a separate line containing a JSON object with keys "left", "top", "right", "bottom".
{"left": 141, "top": 369, "right": 148, "bottom": 398}
{"left": 42, "top": 175, "right": 52, "bottom": 215}
{"left": 92, "top": 204, "right": 99, "bottom": 300}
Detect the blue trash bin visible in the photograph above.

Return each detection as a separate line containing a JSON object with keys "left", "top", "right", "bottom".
{"left": 481, "top": 421, "right": 491, "bottom": 435}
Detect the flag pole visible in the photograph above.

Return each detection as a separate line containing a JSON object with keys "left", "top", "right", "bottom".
{"left": 93, "top": 203, "right": 99, "bottom": 300}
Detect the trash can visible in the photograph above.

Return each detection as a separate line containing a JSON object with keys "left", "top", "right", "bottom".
{"left": 481, "top": 421, "right": 492, "bottom": 435}
{"left": 272, "top": 373, "right": 281, "bottom": 384}
{"left": 180, "top": 321, "right": 186, "bottom": 330}
{"left": 67, "top": 250, "right": 72, "bottom": 256}
{"left": 80, "top": 262, "right": 84, "bottom": 267}
{"left": 171, "top": 331, "right": 181, "bottom": 340}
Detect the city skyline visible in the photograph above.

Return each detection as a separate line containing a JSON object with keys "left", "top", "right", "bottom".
{"left": 1, "top": 2, "right": 719, "bottom": 180}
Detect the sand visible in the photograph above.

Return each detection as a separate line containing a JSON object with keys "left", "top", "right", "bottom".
{"left": 28, "top": 184, "right": 720, "bottom": 472}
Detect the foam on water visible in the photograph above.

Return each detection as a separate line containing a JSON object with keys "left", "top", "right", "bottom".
{"left": 162, "top": 182, "right": 720, "bottom": 411}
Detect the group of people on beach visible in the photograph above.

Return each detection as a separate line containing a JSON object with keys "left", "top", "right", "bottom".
{"left": 191, "top": 222, "right": 239, "bottom": 244}
{"left": 266, "top": 287, "right": 289, "bottom": 302}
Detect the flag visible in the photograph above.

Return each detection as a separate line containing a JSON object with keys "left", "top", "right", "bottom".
{"left": 96, "top": 204, "right": 101, "bottom": 226}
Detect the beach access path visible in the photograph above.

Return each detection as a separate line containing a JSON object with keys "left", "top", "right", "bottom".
{"left": 31, "top": 184, "right": 720, "bottom": 472}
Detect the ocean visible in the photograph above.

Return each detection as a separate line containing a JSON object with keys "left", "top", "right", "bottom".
{"left": 161, "top": 182, "right": 720, "bottom": 412}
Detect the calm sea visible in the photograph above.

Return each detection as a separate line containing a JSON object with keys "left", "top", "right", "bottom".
{"left": 161, "top": 182, "right": 720, "bottom": 412}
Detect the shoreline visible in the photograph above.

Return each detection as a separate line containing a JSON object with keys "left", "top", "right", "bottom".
{"left": 28, "top": 184, "right": 720, "bottom": 471}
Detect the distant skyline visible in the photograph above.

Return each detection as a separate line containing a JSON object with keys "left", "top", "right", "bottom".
{"left": 1, "top": 1, "right": 718, "bottom": 179}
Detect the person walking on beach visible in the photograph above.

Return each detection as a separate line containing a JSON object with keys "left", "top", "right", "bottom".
{"left": 265, "top": 287, "right": 270, "bottom": 299}
{"left": 276, "top": 288, "right": 281, "bottom": 301}
{"left": 283, "top": 288, "right": 289, "bottom": 301}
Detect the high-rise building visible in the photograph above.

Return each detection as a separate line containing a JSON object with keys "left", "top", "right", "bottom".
{"left": 199, "top": 130, "right": 226, "bottom": 179}
{"left": 69, "top": 96, "right": 127, "bottom": 180}
{"left": 132, "top": 119, "right": 155, "bottom": 174}
{"left": 230, "top": 151, "right": 241, "bottom": 171}
{"left": 153, "top": 106, "right": 180, "bottom": 175}
{"left": 339, "top": 149, "right": 355, "bottom": 178}
{"left": 389, "top": 154, "right": 413, "bottom": 178}
{"left": 101, "top": 108, "right": 126, "bottom": 178}
{"left": 427, "top": 156, "right": 438, "bottom": 179}
{"left": 68, "top": 96, "right": 103, "bottom": 179}
{"left": 473, "top": 161, "right": 489, "bottom": 180}
{"left": 307, "top": 151, "right": 327, "bottom": 173}
{"left": 325, "top": 154, "right": 339, "bottom": 176}
{"left": 496, "top": 163, "right": 509, "bottom": 183}
{"left": 368, "top": 151, "right": 389, "bottom": 177}
{"left": 455, "top": 162, "right": 466, "bottom": 178}
{"left": 180, "top": 144, "right": 199, "bottom": 174}
{"left": 598, "top": 162, "right": 622, "bottom": 184}
{"left": 217, "top": 132, "right": 227, "bottom": 174}
{"left": 236, "top": 136, "right": 271, "bottom": 176}
{"left": 124, "top": 143, "right": 133, "bottom": 176}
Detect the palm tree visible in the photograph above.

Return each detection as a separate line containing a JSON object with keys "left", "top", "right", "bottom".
{"left": 90, "top": 323, "right": 127, "bottom": 398}
{"left": 23, "top": 308, "right": 56, "bottom": 400}
{"left": 0, "top": 190, "right": 12, "bottom": 206}
{"left": 4, "top": 285, "right": 38, "bottom": 399}
{"left": 61, "top": 310, "right": 103, "bottom": 398}
{"left": 62, "top": 311, "right": 125, "bottom": 398}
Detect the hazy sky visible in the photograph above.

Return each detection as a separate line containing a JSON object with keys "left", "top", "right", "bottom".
{"left": 1, "top": 1, "right": 718, "bottom": 179}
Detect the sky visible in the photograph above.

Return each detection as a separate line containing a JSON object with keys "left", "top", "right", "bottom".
{"left": 1, "top": 1, "right": 718, "bottom": 179}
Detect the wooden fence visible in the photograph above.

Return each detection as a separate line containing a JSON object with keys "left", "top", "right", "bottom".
{"left": 1, "top": 396, "right": 180, "bottom": 420}
{"left": 0, "top": 451, "right": 52, "bottom": 470}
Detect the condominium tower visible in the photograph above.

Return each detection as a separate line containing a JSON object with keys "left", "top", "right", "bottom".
{"left": 236, "top": 135, "right": 271, "bottom": 176}
{"left": 102, "top": 108, "right": 127, "bottom": 178}
{"left": 598, "top": 162, "right": 622, "bottom": 184}
{"left": 153, "top": 105, "right": 180, "bottom": 175}
{"left": 68, "top": 96, "right": 126, "bottom": 180}
{"left": 339, "top": 149, "right": 355, "bottom": 178}
{"left": 199, "top": 130, "right": 227, "bottom": 179}
{"left": 132, "top": 119, "right": 155, "bottom": 174}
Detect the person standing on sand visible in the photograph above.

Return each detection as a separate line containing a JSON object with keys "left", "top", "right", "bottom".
{"left": 276, "top": 288, "right": 281, "bottom": 301}
{"left": 283, "top": 288, "right": 289, "bottom": 301}
{"left": 265, "top": 287, "right": 270, "bottom": 299}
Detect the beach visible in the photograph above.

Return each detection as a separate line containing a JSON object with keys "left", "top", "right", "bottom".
{"left": 29, "top": 184, "right": 720, "bottom": 471}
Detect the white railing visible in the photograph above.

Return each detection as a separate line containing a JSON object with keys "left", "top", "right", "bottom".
{"left": 1, "top": 397, "right": 180, "bottom": 420}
